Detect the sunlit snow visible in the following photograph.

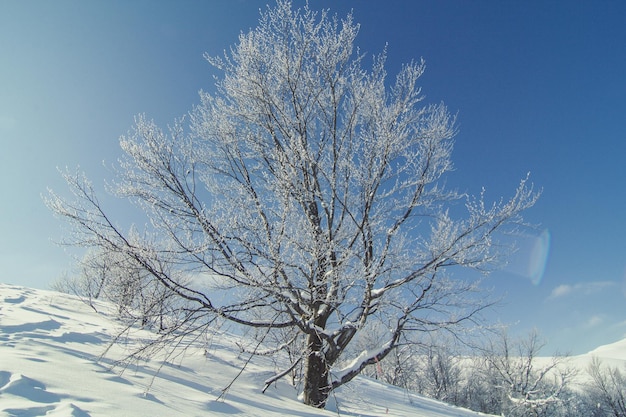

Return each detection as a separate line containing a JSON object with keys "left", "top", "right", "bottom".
{"left": 1, "top": 283, "right": 497, "bottom": 417}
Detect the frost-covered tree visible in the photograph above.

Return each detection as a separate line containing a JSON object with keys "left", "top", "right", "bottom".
{"left": 54, "top": 248, "right": 180, "bottom": 331}
{"left": 482, "top": 331, "right": 576, "bottom": 417}
{"left": 586, "top": 357, "right": 626, "bottom": 417}
{"left": 417, "top": 343, "right": 464, "bottom": 404}
{"left": 46, "top": 0, "right": 539, "bottom": 408}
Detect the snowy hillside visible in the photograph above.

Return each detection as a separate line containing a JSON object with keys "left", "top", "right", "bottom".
{"left": 585, "top": 337, "right": 626, "bottom": 362}
{"left": 0, "top": 283, "right": 494, "bottom": 417}
{"left": 567, "top": 334, "right": 626, "bottom": 382}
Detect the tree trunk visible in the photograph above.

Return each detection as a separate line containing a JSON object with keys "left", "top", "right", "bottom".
{"left": 302, "top": 332, "right": 331, "bottom": 408}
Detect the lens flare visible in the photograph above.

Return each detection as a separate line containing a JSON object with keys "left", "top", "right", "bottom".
{"left": 528, "top": 229, "right": 551, "bottom": 285}
{"left": 503, "top": 229, "right": 551, "bottom": 285}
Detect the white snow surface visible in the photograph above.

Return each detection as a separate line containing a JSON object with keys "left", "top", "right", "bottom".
{"left": 586, "top": 337, "right": 626, "bottom": 362}
{"left": 0, "top": 283, "right": 495, "bottom": 417}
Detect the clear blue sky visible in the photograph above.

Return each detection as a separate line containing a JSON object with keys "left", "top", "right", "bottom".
{"left": 1, "top": 0, "right": 624, "bottom": 355}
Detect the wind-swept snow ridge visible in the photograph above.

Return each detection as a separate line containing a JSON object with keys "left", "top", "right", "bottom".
{"left": 0, "top": 283, "right": 493, "bottom": 416}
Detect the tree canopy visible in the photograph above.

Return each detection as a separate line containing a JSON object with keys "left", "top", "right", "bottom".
{"left": 47, "top": 0, "right": 539, "bottom": 408}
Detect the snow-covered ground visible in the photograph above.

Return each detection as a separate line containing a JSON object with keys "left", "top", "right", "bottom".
{"left": 566, "top": 335, "right": 626, "bottom": 387}
{"left": 0, "top": 283, "right": 497, "bottom": 417}
{"left": 584, "top": 336, "right": 626, "bottom": 362}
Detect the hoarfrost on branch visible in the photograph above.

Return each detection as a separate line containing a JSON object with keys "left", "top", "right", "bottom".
{"left": 47, "top": 0, "right": 539, "bottom": 408}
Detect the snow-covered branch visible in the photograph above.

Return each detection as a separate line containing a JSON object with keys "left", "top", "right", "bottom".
{"left": 48, "top": 0, "right": 539, "bottom": 409}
